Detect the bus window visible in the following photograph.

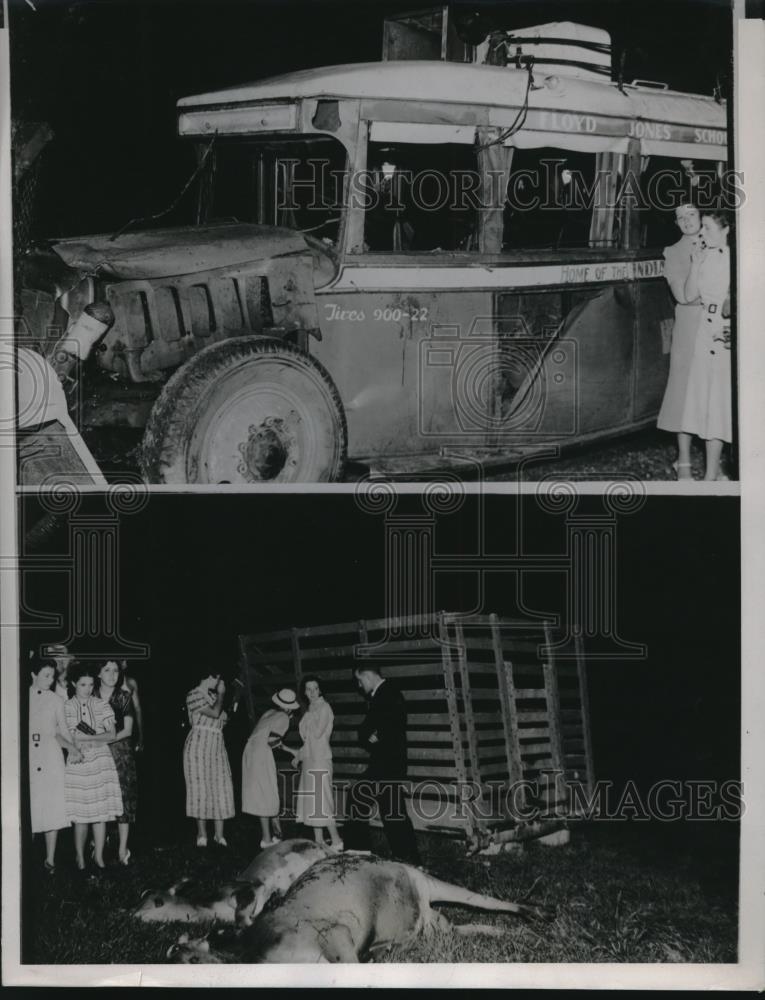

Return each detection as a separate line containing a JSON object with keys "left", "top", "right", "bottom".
{"left": 202, "top": 137, "right": 347, "bottom": 245}
{"left": 363, "top": 141, "right": 479, "bottom": 252}
{"left": 638, "top": 156, "right": 723, "bottom": 249}
{"left": 503, "top": 148, "right": 597, "bottom": 251}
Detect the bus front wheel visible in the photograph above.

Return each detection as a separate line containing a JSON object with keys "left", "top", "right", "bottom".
{"left": 141, "top": 336, "right": 347, "bottom": 484}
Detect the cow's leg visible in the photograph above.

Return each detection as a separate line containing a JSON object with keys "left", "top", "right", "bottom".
{"left": 453, "top": 923, "right": 504, "bottom": 938}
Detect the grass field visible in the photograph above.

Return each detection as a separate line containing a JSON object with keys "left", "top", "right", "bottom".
{"left": 21, "top": 818, "right": 738, "bottom": 965}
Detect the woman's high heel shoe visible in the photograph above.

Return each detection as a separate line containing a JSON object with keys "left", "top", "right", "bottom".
{"left": 672, "top": 461, "right": 694, "bottom": 481}
{"left": 118, "top": 849, "right": 131, "bottom": 866}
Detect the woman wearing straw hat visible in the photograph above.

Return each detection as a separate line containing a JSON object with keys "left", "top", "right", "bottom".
{"left": 242, "top": 688, "right": 299, "bottom": 848}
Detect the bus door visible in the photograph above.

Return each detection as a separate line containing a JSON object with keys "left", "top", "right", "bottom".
{"left": 497, "top": 134, "right": 639, "bottom": 441}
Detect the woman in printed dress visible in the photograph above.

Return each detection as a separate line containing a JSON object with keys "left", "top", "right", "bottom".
{"left": 183, "top": 671, "right": 235, "bottom": 847}
{"left": 242, "top": 689, "right": 299, "bottom": 848}
{"left": 288, "top": 676, "right": 343, "bottom": 851}
{"left": 656, "top": 203, "right": 705, "bottom": 479}
{"left": 93, "top": 659, "right": 137, "bottom": 865}
{"left": 680, "top": 209, "right": 733, "bottom": 481}
{"left": 29, "top": 657, "right": 82, "bottom": 872}
{"left": 64, "top": 664, "right": 123, "bottom": 871}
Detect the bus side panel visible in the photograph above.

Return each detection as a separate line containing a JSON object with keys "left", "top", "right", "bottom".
{"left": 313, "top": 287, "right": 492, "bottom": 459}
{"left": 633, "top": 279, "right": 673, "bottom": 421}
{"left": 539, "top": 285, "right": 636, "bottom": 437}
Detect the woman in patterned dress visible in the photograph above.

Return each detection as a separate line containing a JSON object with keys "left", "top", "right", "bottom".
{"left": 64, "top": 664, "right": 123, "bottom": 871}
{"left": 29, "top": 658, "right": 82, "bottom": 872}
{"left": 680, "top": 209, "right": 733, "bottom": 481}
{"left": 183, "top": 672, "right": 235, "bottom": 847}
{"left": 94, "top": 660, "right": 137, "bottom": 865}
{"left": 242, "top": 689, "right": 299, "bottom": 848}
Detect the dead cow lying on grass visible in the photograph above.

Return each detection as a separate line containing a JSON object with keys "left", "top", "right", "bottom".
{"left": 134, "top": 839, "right": 331, "bottom": 925}
{"left": 169, "top": 854, "right": 555, "bottom": 963}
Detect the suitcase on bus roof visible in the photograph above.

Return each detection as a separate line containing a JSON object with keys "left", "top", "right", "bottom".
{"left": 494, "top": 22, "right": 612, "bottom": 83}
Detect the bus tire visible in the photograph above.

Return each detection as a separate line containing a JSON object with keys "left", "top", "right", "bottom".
{"left": 141, "top": 335, "right": 347, "bottom": 484}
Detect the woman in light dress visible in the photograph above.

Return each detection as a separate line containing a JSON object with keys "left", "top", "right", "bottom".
{"left": 656, "top": 203, "right": 705, "bottom": 480}
{"left": 63, "top": 664, "right": 123, "bottom": 871}
{"left": 242, "top": 688, "right": 299, "bottom": 848}
{"left": 680, "top": 209, "right": 732, "bottom": 481}
{"left": 29, "top": 658, "right": 82, "bottom": 872}
{"left": 286, "top": 676, "right": 343, "bottom": 852}
{"left": 183, "top": 671, "right": 235, "bottom": 848}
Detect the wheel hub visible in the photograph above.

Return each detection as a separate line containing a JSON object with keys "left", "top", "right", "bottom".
{"left": 237, "top": 417, "right": 295, "bottom": 482}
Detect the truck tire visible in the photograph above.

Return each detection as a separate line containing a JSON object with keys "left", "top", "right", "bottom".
{"left": 141, "top": 336, "right": 347, "bottom": 484}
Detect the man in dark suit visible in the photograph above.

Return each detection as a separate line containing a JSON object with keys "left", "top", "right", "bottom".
{"left": 351, "top": 665, "right": 421, "bottom": 865}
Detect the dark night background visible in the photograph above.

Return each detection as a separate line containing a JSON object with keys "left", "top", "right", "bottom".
{"left": 18, "top": 494, "right": 741, "bottom": 845}
{"left": 8, "top": 0, "right": 734, "bottom": 239}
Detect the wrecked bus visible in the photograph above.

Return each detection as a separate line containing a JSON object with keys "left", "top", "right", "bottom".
{"left": 18, "top": 17, "right": 731, "bottom": 483}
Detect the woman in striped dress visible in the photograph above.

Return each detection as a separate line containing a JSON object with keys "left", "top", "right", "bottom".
{"left": 64, "top": 665, "right": 123, "bottom": 871}
{"left": 183, "top": 673, "right": 235, "bottom": 847}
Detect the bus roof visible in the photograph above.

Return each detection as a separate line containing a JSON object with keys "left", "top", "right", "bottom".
{"left": 177, "top": 59, "right": 725, "bottom": 129}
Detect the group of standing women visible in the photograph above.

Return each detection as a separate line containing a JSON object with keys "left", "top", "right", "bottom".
{"left": 29, "top": 653, "right": 139, "bottom": 873}
{"left": 183, "top": 673, "right": 342, "bottom": 852}
{"left": 658, "top": 204, "right": 732, "bottom": 481}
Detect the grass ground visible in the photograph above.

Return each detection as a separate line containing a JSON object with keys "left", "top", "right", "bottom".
{"left": 85, "top": 427, "right": 735, "bottom": 484}
{"left": 21, "top": 819, "right": 738, "bottom": 965}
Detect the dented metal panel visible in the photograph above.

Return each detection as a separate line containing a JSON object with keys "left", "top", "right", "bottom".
{"left": 52, "top": 223, "right": 309, "bottom": 280}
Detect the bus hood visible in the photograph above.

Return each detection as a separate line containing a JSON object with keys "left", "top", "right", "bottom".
{"left": 49, "top": 223, "right": 329, "bottom": 281}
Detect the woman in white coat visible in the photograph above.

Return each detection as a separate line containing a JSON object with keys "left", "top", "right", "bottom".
{"left": 242, "top": 689, "right": 299, "bottom": 848}
{"left": 29, "top": 658, "right": 82, "bottom": 872}
{"left": 680, "top": 209, "right": 733, "bottom": 481}
{"left": 288, "top": 676, "right": 343, "bottom": 852}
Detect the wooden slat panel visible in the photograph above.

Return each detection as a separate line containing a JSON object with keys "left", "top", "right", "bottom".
{"left": 472, "top": 712, "right": 503, "bottom": 724}
{"left": 327, "top": 689, "right": 448, "bottom": 703}
{"left": 518, "top": 741, "right": 553, "bottom": 756}
{"left": 408, "top": 747, "right": 458, "bottom": 761}
{"left": 438, "top": 615, "right": 473, "bottom": 834}
{"left": 514, "top": 688, "right": 547, "bottom": 699}
{"left": 329, "top": 748, "right": 460, "bottom": 761}
{"left": 332, "top": 714, "right": 455, "bottom": 729}
{"left": 301, "top": 645, "right": 443, "bottom": 664}
{"left": 480, "top": 761, "right": 512, "bottom": 777}
{"left": 514, "top": 710, "right": 549, "bottom": 723}
{"left": 290, "top": 627, "right": 303, "bottom": 694}
{"left": 407, "top": 731, "right": 458, "bottom": 743}
{"left": 408, "top": 713, "right": 452, "bottom": 726}
{"left": 461, "top": 662, "right": 504, "bottom": 676}
{"left": 515, "top": 726, "right": 550, "bottom": 739}
{"left": 575, "top": 633, "right": 595, "bottom": 794}
{"left": 349, "top": 637, "right": 444, "bottom": 656}
{"left": 475, "top": 728, "right": 506, "bottom": 741}
{"left": 295, "top": 620, "right": 366, "bottom": 640}
{"left": 293, "top": 664, "right": 445, "bottom": 683}
{"left": 460, "top": 637, "right": 541, "bottom": 655}
{"left": 407, "top": 764, "right": 460, "bottom": 778}
{"left": 240, "top": 628, "right": 293, "bottom": 645}
{"left": 245, "top": 648, "right": 297, "bottom": 665}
